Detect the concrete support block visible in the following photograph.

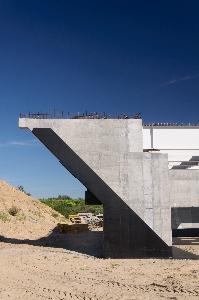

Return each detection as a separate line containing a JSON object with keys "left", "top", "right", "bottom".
{"left": 19, "top": 118, "right": 172, "bottom": 257}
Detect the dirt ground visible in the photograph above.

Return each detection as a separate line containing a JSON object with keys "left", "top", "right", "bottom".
{"left": 0, "top": 180, "right": 198, "bottom": 299}
{"left": 0, "top": 231, "right": 198, "bottom": 300}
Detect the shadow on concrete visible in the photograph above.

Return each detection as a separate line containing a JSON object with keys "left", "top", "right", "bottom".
{"left": 0, "top": 228, "right": 104, "bottom": 257}
{"left": 173, "top": 228, "right": 199, "bottom": 237}
{"left": 172, "top": 209, "right": 199, "bottom": 230}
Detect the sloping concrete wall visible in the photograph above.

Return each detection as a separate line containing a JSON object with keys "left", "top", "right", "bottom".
{"left": 19, "top": 118, "right": 171, "bottom": 257}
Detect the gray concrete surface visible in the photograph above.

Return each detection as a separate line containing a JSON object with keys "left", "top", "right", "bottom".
{"left": 169, "top": 170, "right": 199, "bottom": 207}
{"left": 19, "top": 118, "right": 172, "bottom": 257}
{"left": 169, "top": 170, "right": 199, "bottom": 229}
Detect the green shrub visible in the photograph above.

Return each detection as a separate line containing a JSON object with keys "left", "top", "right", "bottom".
{"left": 8, "top": 206, "right": 20, "bottom": 216}
{"left": 41, "top": 198, "right": 103, "bottom": 218}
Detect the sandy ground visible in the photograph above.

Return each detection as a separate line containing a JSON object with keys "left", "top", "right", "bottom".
{"left": 0, "top": 231, "right": 198, "bottom": 300}
{"left": 0, "top": 180, "right": 198, "bottom": 299}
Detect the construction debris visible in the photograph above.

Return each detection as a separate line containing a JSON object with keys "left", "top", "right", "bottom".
{"left": 58, "top": 213, "right": 103, "bottom": 233}
{"left": 57, "top": 223, "right": 89, "bottom": 233}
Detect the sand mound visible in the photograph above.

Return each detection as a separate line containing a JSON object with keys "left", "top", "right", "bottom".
{"left": 0, "top": 180, "right": 66, "bottom": 239}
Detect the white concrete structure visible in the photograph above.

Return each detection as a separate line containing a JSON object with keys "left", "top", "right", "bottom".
{"left": 143, "top": 125, "right": 199, "bottom": 169}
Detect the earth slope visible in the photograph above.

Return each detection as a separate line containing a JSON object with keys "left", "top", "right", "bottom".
{"left": 0, "top": 180, "right": 65, "bottom": 239}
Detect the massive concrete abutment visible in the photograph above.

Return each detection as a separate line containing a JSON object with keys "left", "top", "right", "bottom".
{"left": 19, "top": 118, "right": 172, "bottom": 258}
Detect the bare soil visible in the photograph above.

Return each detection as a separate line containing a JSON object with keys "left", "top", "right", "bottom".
{"left": 0, "top": 180, "right": 66, "bottom": 239}
{"left": 0, "top": 180, "right": 198, "bottom": 300}
{"left": 0, "top": 238, "right": 198, "bottom": 300}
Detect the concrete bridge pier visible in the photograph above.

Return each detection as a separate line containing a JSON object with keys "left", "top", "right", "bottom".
{"left": 19, "top": 118, "right": 172, "bottom": 258}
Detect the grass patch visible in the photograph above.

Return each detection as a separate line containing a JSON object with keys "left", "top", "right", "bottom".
{"left": 16, "top": 212, "right": 26, "bottom": 221}
{"left": 32, "top": 211, "right": 43, "bottom": 218}
{"left": 0, "top": 212, "right": 10, "bottom": 222}
{"left": 41, "top": 198, "right": 103, "bottom": 218}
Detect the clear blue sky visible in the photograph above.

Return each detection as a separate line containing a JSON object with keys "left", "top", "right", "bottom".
{"left": 0, "top": 0, "right": 199, "bottom": 198}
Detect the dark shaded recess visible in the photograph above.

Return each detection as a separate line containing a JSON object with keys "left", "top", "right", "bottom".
{"left": 171, "top": 207, "right": 199, "bottom": 229}
{"left": 85, "top": 190, "right": 102, "bottom": 205}
{"left": 32, "top": 128, "right": 171, "bottom": 258}
{"left": 173, "top": 229, "right": 199, "bottom": 237}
